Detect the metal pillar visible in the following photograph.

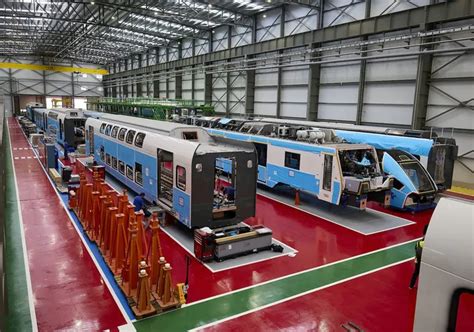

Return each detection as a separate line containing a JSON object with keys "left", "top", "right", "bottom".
{"left": 153, "top": 78, "right": 160, "bottom": 98}
{"left": 275, "top": 5, "right": 286, "bottom": 118}
{"left": 191, "top": 39, "right": 196, "bottom": 101}
{"left": 226, "top": 26, "right": 232, "bottom": 116}
{"left": 355, "top": 0, "right": 371, "bottom": 125}
{"left": 245, "top": 67, "right": 255, "bottom": 116}
{"left": 204, "top": 70, "right": 212, "bottom": 105}
{"left": 175, "top": 73, "right": 182, "bottom": 99}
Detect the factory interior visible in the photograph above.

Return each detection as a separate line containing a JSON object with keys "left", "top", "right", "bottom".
{"left": 1, "top": 1, "right": 473, "bottom": 331}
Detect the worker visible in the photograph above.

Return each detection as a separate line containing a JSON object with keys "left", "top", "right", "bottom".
{"left": 409, "top": 224, "right": 428, "bottom": 289}
{"left": 133, "top": 192, "right": 151, "bottom": 227}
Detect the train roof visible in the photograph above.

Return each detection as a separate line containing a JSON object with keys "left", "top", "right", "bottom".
{"left": 48, "top": 108, "right": 84, "bottom": 119}
{"left": 258, "top": 118, "right": 438, "bottom": 139}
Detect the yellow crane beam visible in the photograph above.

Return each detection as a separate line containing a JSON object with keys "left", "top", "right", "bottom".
{"left": 0, "top": 62, "right": 108, "bottom": 75}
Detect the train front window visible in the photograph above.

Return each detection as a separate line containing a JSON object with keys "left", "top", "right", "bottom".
{"left": 400, "top": 162, "right": 434, "bottom": 193}
{"left": 339, "top": 149, "right": 378, "bottom": 177}
{"left": 213, "top": 157, "right": 237, "bottom": 220}
{"left": 182, "top": 131, "right": 198, "bottom": 140}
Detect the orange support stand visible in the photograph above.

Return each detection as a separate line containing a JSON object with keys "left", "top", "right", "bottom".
{"left": 135, "top": 212, "right": 147, "bottom": 260}
{"left": 152, "top": 257, "right": 166, "bottom": 295}
{"left": 132, "top": 269, "right": 156, "bottom": 317}
{"left": 113, "top": 213, "right": 127, "bottom": 275}
{"left": 156, "top": 263, "right": 179, "bottom": 309}
{"left": 83, "top": 184, "right": 94, "bottom": 231}
{"left": 149, "top": 213, "right": 163, "bottom": 289}
{"left": 98, "top": 197, "right": 112, "bottom": 253}
{"left": 123, "top": 219, "right": 140, "bottom": 297}
{"left": 68, "top": 190, "right": 77, "bottom": 210}
{"left": 124, "top": 205, "right": 135, "bottom": 239}
{"left": 77, "top": 173, "right": 87, "bottom": 217}
{"left": 117, "top": 190, "right": 128, "bottom": 214}
{"left": 104, "top": 207, "right": 118, "bottom": 256}
{"left": 295, "top": 189, "right": 300, "bottom": 206}
{"left": 89, "top": 191, "right": 101, "bottom": 241}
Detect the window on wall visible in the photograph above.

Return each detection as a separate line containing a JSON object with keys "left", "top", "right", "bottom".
{"left": 112, "top": 157, "right": 117, "bottom": 169}
{"left": 135, "top": 162, "right": 143, "bottom": 186}
{"left": 323, "top": 154, "right": 333, "bottom": 191}
{"left": 111, "top": 126, "right": 119, "bottom": 138}
{"left": 119, "top": 161, "right": 125, "bottom": 174}
{"left": 126, "top": 165, "right": 134, "bottom": 180}
{"left": 118, "top": 128, "right": 127, "bottom": 141}
{"left": 126, "top": 130, "right": 136, "bottom": 144}
{"left": 135, "top": 133, "right": 146, "bottom": 148}
{"left": 176, "top": 166, "right": 186, "bottom": 191}
{"left": 284, "top": 152, "right": 300, "bottom": 170}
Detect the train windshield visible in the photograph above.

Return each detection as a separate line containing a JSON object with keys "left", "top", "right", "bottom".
{"left": 400, "top": 162, "right": 434, "bottom": 192}
{"left": 339, "top": 148, "right": 379, "bottom": 177}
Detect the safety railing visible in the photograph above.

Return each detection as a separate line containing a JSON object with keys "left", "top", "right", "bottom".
{"left": 0, "top": 101, "right": 6, "bottom": 329}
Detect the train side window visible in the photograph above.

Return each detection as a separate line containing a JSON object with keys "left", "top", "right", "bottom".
{"left": 118, "top": 161, "right": 125, "bottom": 174}
{"left": 100, "top": 146, "right": 105, "bottom": 161}
{"left": 254, "top": 143, "right": 267, "bottom": 166}
{"left": 126, "top": 165, "right": 134, "bottom": 180}
{"left": 100, "top": 123, "right": 106, "bottom": 134}
{"left": 135, "top": 162, "right": 143, "bottom": 186}
{"left": 118, "top": 128, "right": 127, "bottom": 141}
{"left": 112, "top": 157, "right": 117, "bottom": 169}
{"left": 106, "top": 153, "right": 111, "bottom": 165}
{"left": 105, "top": 125, "right": 113, "bottom": 136}
{"left": 176, "top": 166, "right": 186, "bottom": 191}
{"left": 135, "top": 133, "right": 146, "bottom": 148}
{"left": 393, "top": 179, "right": 404, "bottom": 190}
{"left": 126, "top": 130, "right": 136, "bottom": 144}
{"left": 285, "top": 152, "right": 300, "bottom": 170}
{"left": 111, "top": 126, "right": 119, "bottom": 138}
{"left": 182, "top": 131, "right": 198, "bottom": 140}
{"left": 323, "top": 154, "right": 333, "bottom": 191}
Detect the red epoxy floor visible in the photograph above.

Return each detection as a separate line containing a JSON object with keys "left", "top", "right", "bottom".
{"left": 8, "top": 119, "right": 126, "bottom": 331}
{"left": 157, "top": 188, "right": 432, "bottom": 303}
{"left": 205, "top": 261, "right": 419, "bottom": 332}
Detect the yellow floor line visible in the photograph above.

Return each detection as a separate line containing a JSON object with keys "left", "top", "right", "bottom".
{"left": 449, "top": 186, "right": 474, "bottom": 197}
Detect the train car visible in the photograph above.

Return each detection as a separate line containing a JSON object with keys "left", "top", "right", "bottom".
{"left": 25, "top": 102, "right": 44, "bottom": 122}
{"left": 32, "top": 108, "right": 49, "bottom": 131}
{"left": 85, "top": 114, "right": 257, "bottom": 229}
{"left": 246, "top": 118, "right": 443, "bottom": 211}
{"left": 45, "top": 108, "right": 86, "bottom": 148}
{"left": 413, "top": 197, "right": 474, "bottom": 332}
{"left": 260, "top": 118, "right": 457, "bottom": 191}
{"left": 205, "top": 121, "right": 394, "bottom": 210}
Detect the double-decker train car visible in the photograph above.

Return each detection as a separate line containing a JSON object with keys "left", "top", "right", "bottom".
{"left": 46, "top": 108, "right": 86, "bottom": 148}
{"left": 85, "top": 114, "right": 257, "bottom": 229}
{"left": 205, "top": 121, "right": 394, "bottom": 210}
{"left": 25, "top": 102, "right": 44, "bottom": 122}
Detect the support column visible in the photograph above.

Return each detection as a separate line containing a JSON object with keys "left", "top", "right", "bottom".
{"left": 136, "top": 77, "right": 142, "bottom": 97}
{"left": 175, "top": 73, "right": 182, "bottom": 100}
{"left": 245, "top": 67, "right": 255, "bottom": 117}
{"left": 153, "top": 77, "right": 160, "bottom": 98}
{"left": 355, "top": 0, "right": 371, "bottom": 124}
{"left": 165, "top": 48, "right": 170, "bottom": 98}
{"left": 225, "top": 26, "right": 232, "bottom": 116}
{"left": 71, "top": 61, "right": 76, "bottom": 107}
{"left": 306, "top": 60, "right": 321, "bottom": 121}
{"left": 191, "top": 39, "right": 196, "bottom": 101}
{"left": 204, "top": 69, "right": 212, "bottom": 105}
{"left": 275, "top": 5, "right": 285, "bottom": 118}
{"left": 412, "top": 27, "right": 435, "bottom": 129}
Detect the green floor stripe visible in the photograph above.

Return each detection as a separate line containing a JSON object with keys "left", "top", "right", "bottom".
{"left": 135, "top": 242, "right": 415, "bottom": 331}
{"left": 4, "top": 125, "right": 33, "bottom": 332}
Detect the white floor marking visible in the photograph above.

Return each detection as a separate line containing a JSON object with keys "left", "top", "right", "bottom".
{"left": 14, "top": 119, "right": 135, "bottom": 329}
{"left": 7, "top": 122, "right": 39, "bottom": 332}
{"left": 258, "top": 191, "right": 414, "bottom": 236}
{"left": 189, "top": 257, "right": 415, "bottom": 331}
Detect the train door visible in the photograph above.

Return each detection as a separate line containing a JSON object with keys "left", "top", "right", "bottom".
{"left": 59, "top": 119, "right": 63, "bottom": 140}
{"left": 157, "top": 149, "right": 174, "bottom": 207}
{"left": 318, "top": 153, "right": 338, "bottom": 204}
{"left": 88, "top": 125, "right": 94, "bottom": 155}
{"left": 254, "top": 142, "right": 267, "bottom": 183}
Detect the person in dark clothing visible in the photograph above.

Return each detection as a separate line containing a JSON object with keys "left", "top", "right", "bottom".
{"left": 409, "top": 224, "right": 429, "bottom": 289}
{"left": 223, "top": 186, "right": 235, "bottom": 201}
{"left": 133, "top": 192, "right": 151, "bottom": 218}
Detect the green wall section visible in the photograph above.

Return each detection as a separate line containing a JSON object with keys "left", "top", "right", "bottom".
{"left": 135, "top": 242, "right": 415, "bottom": 331}
{"left": 4, "top": 127, "right": 33, "bottom": 332}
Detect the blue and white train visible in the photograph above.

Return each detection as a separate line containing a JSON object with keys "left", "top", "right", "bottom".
{"left": 206, "top": 121, "right": 394, "bottom": 210}
{"left": 84, "top": 114, "right": 257, "bottom": 229}
{"left": 28, "top": 107, "right": 86, "bottom": 148}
